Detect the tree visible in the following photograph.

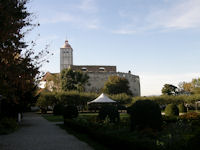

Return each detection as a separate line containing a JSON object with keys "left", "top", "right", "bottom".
{"left": 161, "top": 84, "right": 178, "bottom": 95}
{"left": 178, "top": 78, "right": 200, "bottom": 94}
{"left": 103, "top": 76, "right": 132, "bottom": 95}
{"left": 0, "top": 0, "right": 47, "bottom": 117}
{"left": 61, "top": 68, "right": 89, "bottom": 92}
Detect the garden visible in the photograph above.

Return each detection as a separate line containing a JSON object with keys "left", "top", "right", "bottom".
{"left": 41, "top": 93, "right": 200, "bottom": 150}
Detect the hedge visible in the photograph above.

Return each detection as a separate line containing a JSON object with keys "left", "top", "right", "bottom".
{"left": 132, "top": 94, "right": 200, "bottom": 106}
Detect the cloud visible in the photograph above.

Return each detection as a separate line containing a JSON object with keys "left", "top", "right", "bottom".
{"left": 112, "top": 29, "right": 136, "bottom": 35}
{"left": 78, "top": 0, "right": 98, "bottom": 13}
{"left": 149, "top": 0, "right": 200, "bottom": 29}
{"left": 140, "top": 72, "right": 200, "bottom": 96}
{"left": 114, "top": 0, "right": 200, "bottom": 34}
{"left": 39, "top": 0, "right": 100, "bottom": 30}
{"left": 40, "top": 12, "right": 75, "bottom": 24}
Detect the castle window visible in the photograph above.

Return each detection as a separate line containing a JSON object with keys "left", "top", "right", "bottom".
{"left": 81, "top": 67, "right": 87, "bottom": 72}
{"left": 99, "top": 67, "right": 105, "bottom": 71}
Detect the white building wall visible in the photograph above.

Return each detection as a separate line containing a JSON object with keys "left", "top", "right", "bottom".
{"left": 85, "top": 72, "right": 140, "bottom": 96}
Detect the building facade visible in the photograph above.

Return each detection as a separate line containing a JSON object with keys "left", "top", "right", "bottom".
{"left": 41, "top": 40, "right": 141, "bottom": 96}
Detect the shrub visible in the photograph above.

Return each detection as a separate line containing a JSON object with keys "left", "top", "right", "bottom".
{"left": 165, "top": 104, "right": 179, "bottom": 116}
{"left": 53, "top": 104, "right": 64, "bottom": 115}
{"left": 0, "top": 118, "right": 18, "bottom": 134}
{"left": 179, "top": 112, "right": 200, "bottom": 120}
{"left": 36, "top": 92, "right": 58, "bottom": 111}
{"left": 98, "top": 105, "right": 119, "bottom": 123}
{"left": 178, "top": 103, "right": 187, "bottom": 113}
{"left": 129, "top": 100, "right": 162, "bottom": 130}
{"left": 63, "top": 105, "right": 78, "bottom": 120}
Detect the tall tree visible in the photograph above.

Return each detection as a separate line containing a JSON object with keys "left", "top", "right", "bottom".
{"left": 61, "top": 68, "right": 89, "bottom": 92}
{"left": 179, "top": 78, "right": 200, "bottom": 94}
{"left": 161, "top": 84, "right": 178, "bottom": 95}
{"left": 0, "top": 0, "right": 46, "bottom": 117}
{"left": 103, "top": 76, "right": 132, "bottom": 95}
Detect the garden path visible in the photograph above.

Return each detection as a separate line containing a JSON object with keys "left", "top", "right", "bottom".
{"left": 0, "top": 112, "right": 93, "bottom": 150}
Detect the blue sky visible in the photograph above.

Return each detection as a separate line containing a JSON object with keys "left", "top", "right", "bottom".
{"left": 27, "top": 0, "right": 200, "bottom": 96}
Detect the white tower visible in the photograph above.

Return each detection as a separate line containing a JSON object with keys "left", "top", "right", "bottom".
{"left": 60, "top": 40, "right": 73, "bottom": 72}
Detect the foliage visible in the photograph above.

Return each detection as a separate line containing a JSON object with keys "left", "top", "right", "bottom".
{"left": 63, "top": 105, "right": 78, "bottom": 119}
{"left": 36, "top": 91, "right": 97, "bottom": 112}
{"left": 36, "top": 92, "right": 58, "bottom": 110}
{"left": 129, "top": 100, "right": 162, "bottom": 130}
{"left": 98, "top": 105, "right": 119, "bottom": 123}
{"left": 61, "top": 68, "right": 89, "bottom": 92}
{"left": 53, "top": 103, "right": 64, "bottom": 115}
{"left": 178, "top": 103, "right": 187, "bottom": 113}
{"left": 165, "top": 104, "right": 179, "bottom": 116}
{"left": 0, "top": 118, "right": 18, "bottom": 134}
{"left": 0, "top": 0, "right": 49, "bottom": 118}
{"left": 132, "top": 94, "right": 200, "bottom": 106}
{"left": 179, "top": 112, "right": 200, "bottom": 120}
{"left": 109, "top": 93, "right": 132, "bottom": 105}
{"left": 103, "top": 76, "right": 132, "bottom": 95}
{"left": 179, "top": 77, "right": 200, "bottom": 94}
{"left": 161, "top": 84, "right": 178, "bottom": 95}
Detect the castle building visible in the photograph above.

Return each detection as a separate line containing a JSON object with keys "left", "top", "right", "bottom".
{"left": 40, "top": 40, "right": 141, "bottom": 96}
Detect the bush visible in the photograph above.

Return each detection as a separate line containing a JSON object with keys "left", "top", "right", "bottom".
{"left": 36, "top": 92, "right": 58, "bottom": 111}
{"left": 129, "top": 100, "right": 162, "bottom": 130}
{"left": 63, "top": 105, "right": 78, "bottom": 120}
{"left": 53, "top": 104, "right": 64, "bottom": 115}
{"left": 0, "top": 118, "right": 18, "bottom": 134}
{"left": 165, "top": 104, "right": 179, "bottom": 116}
{"left": 178, "top": 103, "right": 187, "bottom": 113}
{"left": 98, "top": 105, "right": 119, "bottom": 123}
{"left": 179, "top": 112, "right": 200, "bottom": 120}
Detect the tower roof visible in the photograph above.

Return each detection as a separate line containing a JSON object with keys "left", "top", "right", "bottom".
{"left": 62, "top": 40, "right": 72, "bottom": 48}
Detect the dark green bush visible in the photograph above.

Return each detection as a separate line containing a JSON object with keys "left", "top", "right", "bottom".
{"left": 63, "top": 105, "right": 78, "bottom": 120}
{"left": 165, "top": 104, "right": 179, "bottom": 116}
{"left": 0, "top": 118, "right": 18, "bottom": 134}
{"left": 98, "top": 104, "right": 119, "bottom": 123}
{"left": 53, "top": 104, "right": 64, "bottom": 115}
{"left": 178, "top": 103, "right": 187, "bottom": 113}
{"left": 130, "top": 100, "right": 162, "bottom": 130}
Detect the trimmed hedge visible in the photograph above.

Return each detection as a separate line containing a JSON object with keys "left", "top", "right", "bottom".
{"left": 63, "top": 119, "right": 157, "bottom": 150}
{"left": 129, "top": 100, "right": 162, "bottom": 130}
{"left": 165, "top": 104, "right": 179, "bottom": 116}
{"left": 178, "top": 103, "right": 187, "bottom": 113}
{"left": 98, "top": 105, "right": 119, "bottom": 123}
{"left": 63, "top": 105, "right": 78, "bottom": 120}
{"left": 53, "top": 104, "right": 64, "bottom": 115}
{"left": 132, "top": 94, "right": 200, "bottom": 106}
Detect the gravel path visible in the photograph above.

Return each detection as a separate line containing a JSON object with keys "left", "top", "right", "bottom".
{"left": 0, "top": 113, "right": 93, "bottom": 150}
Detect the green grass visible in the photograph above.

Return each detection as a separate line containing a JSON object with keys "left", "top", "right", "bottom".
{"left": 42, "top": 114, "right": 63, "bottom": 122}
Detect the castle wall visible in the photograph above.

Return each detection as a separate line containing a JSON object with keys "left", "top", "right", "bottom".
{"left": 85, "top": 72, "right": 140, "bottom": 96}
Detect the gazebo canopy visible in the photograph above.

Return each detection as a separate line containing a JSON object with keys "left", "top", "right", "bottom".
{"left": 88, "top": 93, "right": 116, "bottom": 104}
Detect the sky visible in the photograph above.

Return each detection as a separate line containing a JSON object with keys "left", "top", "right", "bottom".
{"left": 27, "top": 0, "right": 200, "bottom": 96}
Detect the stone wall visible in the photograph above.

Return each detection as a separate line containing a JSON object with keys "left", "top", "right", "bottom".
{"left": 85, "top": 72, "right": 140, "bottom": 96}
{"left": 40, "top": 72, "right": 140, "bottom": 96}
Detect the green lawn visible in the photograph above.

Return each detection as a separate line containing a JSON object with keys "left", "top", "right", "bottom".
{"left": 42, "top": 114, "right": 63, "bottom": 122}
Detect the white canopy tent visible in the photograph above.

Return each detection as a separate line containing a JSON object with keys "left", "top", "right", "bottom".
{"left": 88, "top": 93, "right": 116, "bottom": 104}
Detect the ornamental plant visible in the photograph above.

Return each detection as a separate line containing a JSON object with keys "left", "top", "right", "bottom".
{"left": 129, "top": 100, "right": 162, "bottom": 130}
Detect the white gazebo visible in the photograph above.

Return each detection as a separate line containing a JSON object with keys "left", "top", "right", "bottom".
{"left": 88, "top": 93, "right": 116, "bottom": 104}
